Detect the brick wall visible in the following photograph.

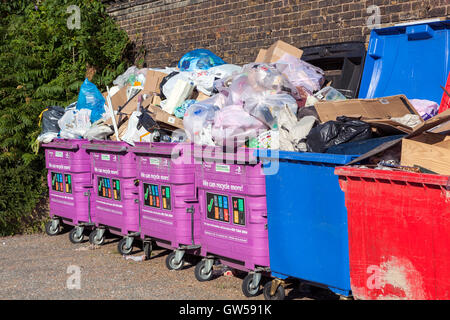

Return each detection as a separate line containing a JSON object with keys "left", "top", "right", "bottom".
{"left": 105, "top": 0, "right": 450, "bottom": 68}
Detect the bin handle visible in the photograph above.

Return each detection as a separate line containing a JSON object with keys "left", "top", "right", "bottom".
{"left": 82, "top": 144, "right": 127, "bottom": 153}
{"left": 132, "top": 146, "right": 181, "bottom": 158}
{"left": 42, "top": 142, "right": 79, "bottom": 151}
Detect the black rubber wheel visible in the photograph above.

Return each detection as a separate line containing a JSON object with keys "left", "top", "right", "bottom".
{"left": 88, "top": 229, "right": 105, "bottom": 246}
{"left": 69, "top": 228, "right": 84, "bottom": 244}
{"left": 194, "top": 260, "right": 213, "bottom": 282}
{"left": 165, "top": 251, "right": 184, "bottom": 270}
{"left": 143, "top": 242, "right": 152, "bottom": 260}
{"left": 263, "top": 281, "right": 286, "bottom": 300}
{"left": 242, "top": 273, "right": 261, "bottom": 297}
{"left": 45, "top": 220, "right": 60, "bottom": 236}
{"left": 117, "top": 238, "right": 133, "bottom": 255}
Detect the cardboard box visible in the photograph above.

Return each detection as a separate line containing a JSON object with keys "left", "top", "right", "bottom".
{"left": 255, "top": 49, "right": 268, "bottom": 63}
{"left": 314, "top": 95, "right": 423, "bottom": 129}
{"left": 145, "top": 70, "right": 167, "bottom": 94}
{"left": 255, "top": 40, "right": 303, "bottom": 63}
{"left": 401, "top": 133, "right": 450, "bottom": 175}
{"left": 141, "top": 98, "right": 184, "bottom": 130}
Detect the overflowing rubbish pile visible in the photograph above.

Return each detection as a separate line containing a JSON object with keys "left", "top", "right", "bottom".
{"left": 37, "top": 40, "right": 450, "bottom": 175}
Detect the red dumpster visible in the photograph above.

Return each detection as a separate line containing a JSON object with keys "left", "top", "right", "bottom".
{"left": 439, "top": 72, "right": 450, "bottom": 114}
{"left": 335, "top": 167, "right": 450, "bottom": 300}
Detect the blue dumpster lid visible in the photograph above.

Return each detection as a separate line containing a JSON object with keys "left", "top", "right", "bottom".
{"left": 358, "top": 20, "right": 450, "bottom": 103}
{"left": 255, "top": 150, "right": 359, "bottom": 165}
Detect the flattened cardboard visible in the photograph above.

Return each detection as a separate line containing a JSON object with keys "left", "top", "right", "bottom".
{"left": 401, "top": 133, "right": 450, "bottom": 175}
{"left": 315, "top": 95, "right": 423, "bottom": 124}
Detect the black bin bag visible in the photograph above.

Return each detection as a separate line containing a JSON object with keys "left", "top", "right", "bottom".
{"left": 306, "top": 116, "right": 372, "bottom": 153}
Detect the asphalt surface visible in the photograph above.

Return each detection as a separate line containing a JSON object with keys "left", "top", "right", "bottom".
{"left": 0, "top": 229, "right": 339, "bottom": 300}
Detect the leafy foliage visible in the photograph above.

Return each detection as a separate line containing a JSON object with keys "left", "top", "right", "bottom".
{"left": 0, "top": 0, "right": 131, "bottom": 235}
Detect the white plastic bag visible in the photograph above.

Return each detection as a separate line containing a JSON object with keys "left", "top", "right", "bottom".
{"left": 58, "top": 109, "right": 92, "bottom": 139}
{"left": 83, "top": 120, "right": 114, "bottom": 141}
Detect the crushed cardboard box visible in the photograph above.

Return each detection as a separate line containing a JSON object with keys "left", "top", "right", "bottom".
{"left": 141, "top": 98, "right": 184, "bottom": 130}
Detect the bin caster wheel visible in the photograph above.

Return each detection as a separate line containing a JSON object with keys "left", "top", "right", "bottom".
{"left": 89, "top": 229, "right": 105, "bottom": 246}
{"left": 242, "top": 274, "right": 261, "bottom": 297}
{"left": 165, "top": 251, "right": 184, "bottom": 270}
{"left": 69, "top": 228, "right": 84, "bottom": 244}
{"left": 194, "top": 260, "right": 213, "bottom": 282}
{"left": 143, "top": 242, "right": 152, "bottom": 260}
{"left": 118, "top": 238, "right": 133, "bottom": 255}
{"left": 45, "top": 220, "right": 60, "bottom": 236}
{"left": 264, "top": 281, "right": 285, "bottom": 300}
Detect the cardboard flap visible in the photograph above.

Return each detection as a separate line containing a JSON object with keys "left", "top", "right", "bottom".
{"left": 315, "top": 95, "right": 422, "bottom": 123}
{"left": 409, "top": 108, "right": 450, "bottom": 138}
{"left": 347, "top": 108, "right": 450, "bottom": 165}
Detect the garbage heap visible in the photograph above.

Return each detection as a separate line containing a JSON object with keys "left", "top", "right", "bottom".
{"left": 37, "top": 41, "right": 450, "bottom": 175}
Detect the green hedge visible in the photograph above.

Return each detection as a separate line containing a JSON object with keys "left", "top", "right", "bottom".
{"left": 0, "top": 0, "right": 131, "bottom": 236}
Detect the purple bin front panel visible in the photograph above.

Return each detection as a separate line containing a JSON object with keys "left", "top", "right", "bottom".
{"left": 132, "top": 142, "right": 198, "bottom": 249}
{"left": 43, "top": 139, "right": 92, "bottom": 226}
{"left": 83, "top": 141, "right": 139, "bottom": 235}
{"left": 195, "top": 147, "right": 269, "bottom": 272}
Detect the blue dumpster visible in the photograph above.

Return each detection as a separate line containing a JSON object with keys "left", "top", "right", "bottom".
{"left": 359, "top": 20, "right": 450, "bottom": 103}
{"left": 257, "top": 150, "right": 358, "bottom": 299}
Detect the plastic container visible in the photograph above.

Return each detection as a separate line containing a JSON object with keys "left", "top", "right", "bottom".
{"left": 130, "top": 142, "right": 200, "bottom": 267}
{"left": 258, "top": 151, "right": 358, "bottom": 299}
{"left": 302, "top": 42, "right": 366, "bottom": 99}
{"left": 335, "top": 167, "right": 450, "bottom": 300}
{"left": 193, "top": 146, "right": 269, "bottom": 297}
{"left": 359, "top": 20, "right": 450, "bottom": 103}
{"left": 82, "top": 141, "right": 140, "bottom": 252}
{"left": 43, "top": 139, "right": 93, "bottom": 242}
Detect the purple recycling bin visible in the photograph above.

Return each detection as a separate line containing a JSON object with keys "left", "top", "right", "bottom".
{"left": 131, "top": 142, "right": 200, "bottom": 268}
{"left": 193, "top": 146, "right": 270, "bottom": 297}
{"left": 42, "top": 139, "right": 93, "bottom": 241}
{"left": 82, "top": 141, "right": 140, "bottom": 250}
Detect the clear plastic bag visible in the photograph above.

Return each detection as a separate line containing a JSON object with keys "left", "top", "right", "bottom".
{"left": 243, "top": 93, "right": 298, "bottom": 129}
{"left": 243, "top": 63, "right": 300, "bottom": 100}
{"left": 275, "top": 54, "right": 325, "bottom": 93}
{"left": 183, "top": 102, "right": 220, "bottom": 144}
{"left": 211, "top": 104, "right": 266, "bottom": 147}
